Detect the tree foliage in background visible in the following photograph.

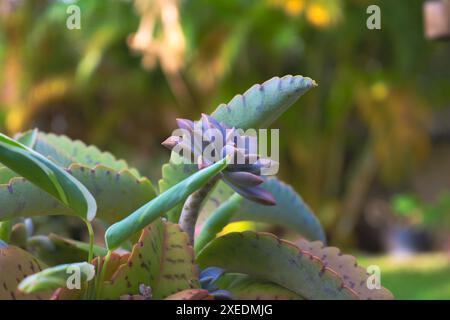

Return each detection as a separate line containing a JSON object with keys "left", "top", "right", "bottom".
{"left": 1, "top": 0, "right": 449, "bottom": 246}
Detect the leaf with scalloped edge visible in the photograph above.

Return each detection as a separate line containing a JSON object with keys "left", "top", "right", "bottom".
{"left": 0, "top": 241, "right": 52, "bottom": 300}
{"left": 164, "top": 289, "right": 212, "bottom": 300}
{"left": 5, "top": 130, "right": 141, "bottom": 181}
{"left": 196, "top": 177, "right": 325, "bottom": 252}
{"left": 34, "top": 132, "right": 141, "bottom": 177}
{"left": 212, "top": 75, "right": 316, "bottom": 130}
{"left": 212, "top": 273, "right": 302, "bottom": 300}
{"left": 159, "top": 75, "right": 316, "bottom": 222}
{"left": 197, "top": 231, "right": 394, "bottom": 300}
{"left": 0, "top": 133, "right": 97, "bottom": 221}
{"left": 99, "top": 218, "right": 199, "bottom": 299}
{"left": 295, "top": 239, "right": 393, "bottom": 300}
{"left": 0, "top": 164, "right": 156, "bottom": 223}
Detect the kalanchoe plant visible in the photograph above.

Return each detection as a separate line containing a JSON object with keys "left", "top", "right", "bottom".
{"left": 0, "top": 75, "right": 393, "bottom": 300}
{"left": 162, "top": 113, "right": 276, "bottom": 243}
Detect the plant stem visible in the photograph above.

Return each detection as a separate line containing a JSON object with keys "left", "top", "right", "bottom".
{"left": 84, "top": 219, "right": 95, "bottom": 263}
{"left": 179, "top": 175, "right": 220, "bottom": 244}
{"left": 194, "top": 193, "right": 242, "bottom": 253}
{"left": 83, "top": 219, "right": 95, "bottom": 299}
{"left": 95, "top": 250, "right": 112, "bottom": 299}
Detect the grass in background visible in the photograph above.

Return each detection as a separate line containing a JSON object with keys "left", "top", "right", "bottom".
{"left": 357, "top": 253, "right": 450, "bottom": 300}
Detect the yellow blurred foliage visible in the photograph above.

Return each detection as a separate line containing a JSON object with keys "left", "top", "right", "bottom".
{"left": 4, "top": 76, "right": 70, "bottom": 134}
{"left": 6, "top": 108, "right": 25, "bottom": 133}
{"left": 306, "top": 3, "right": 331, "bottom": 28}
{"left": 370, "top": 81, "right": 389, "bottom": 102}
{"left": 284, "top": 0, "right": 306, "bottom": 16}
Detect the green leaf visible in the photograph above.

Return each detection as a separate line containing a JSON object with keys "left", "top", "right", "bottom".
{"left": 0, "top": 164, "right": 156, "bottom": 223}
{"left": 100, "top": 219, "right": 199, "bottom": 299}
{"left": 213, "top": 273, "right": 302, "bottom": 300}
{"left": 0, "top": 133, "right": 97, "bottom": 221}
{"left": 106, "top": 157, "right": 229, "bottom": 250}
{"left": 158, "top": 155, "right": 198, "bottom": 223}
{"left": 159, "top": 75, "right": 316, "bottom": 222}
{"left": 0, "top": 220, "right": 13, "bottom": 242}
{"left": 0, "top": 166, "right": 19, "bottom": 184}
{"left": 34, "top": 132, "right": 141, "bottom": 177}
{"left": 211, "top": 75, "right": 316, "bottom": 130}
{"left": 16, "top": 128, "right": 39, "bottom": 148}
{"left": 28, "top": 233, "right": 107, "bottom": 266}
{"left": 0, "top": 243, "right": 51, "bottom": 300}
{"left": 196, "top": 177, "right": 326, "bottom": 252}
{"left": 195, "top": 193, "right": 242, "bottom": 252}
{"left": 232, "top": 178, "right": 325, "bottom": 241}
{"left": 18, "top": 262, "right": 95, "bottom": 294}
{"left": 197, "top": 231, "right": 394, "bottom": 300}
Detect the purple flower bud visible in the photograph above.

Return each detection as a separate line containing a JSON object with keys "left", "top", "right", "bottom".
{"left": 161, "top": 136, "right": 180, "bottom": 149}
{"left": 163, "top": 115, "right": 277, "bottom": 206}
{"left": 176, "top": 118, "right": 195, "bottom": 132}
{"left": 223, "top": 171, "right": 264, "bottom": 187}
{"left": 225, "top": 182, "right": 276, "bottom": 206}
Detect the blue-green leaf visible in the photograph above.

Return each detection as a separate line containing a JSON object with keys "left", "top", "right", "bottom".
{"left": 159, "top": 75, "right": 316, "bottom": 222}
{"left": 212, "top": 75, "right": 317, "bottom": 130}
{"left": 196, "top": 177, "right": 326, "bottom": 252}
{"left": 0, "top": 133, "right": 97, "bottom": 221}
{"left": 105, "top": 157, "right": 229, "bottom": 250}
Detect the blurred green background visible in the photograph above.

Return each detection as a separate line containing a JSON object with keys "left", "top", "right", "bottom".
{"left": 1, "top": 0, "right": 450, "bottom": 299}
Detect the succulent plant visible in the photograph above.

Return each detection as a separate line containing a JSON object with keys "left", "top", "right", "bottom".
{"left": 0, "top": 75, "right": 393, "bottom": 300}
{"left": 162, "top": 113, "right": 277, "bottom": 242}
{"left": 163, "top": 114, "right": 276, "bottom": 206}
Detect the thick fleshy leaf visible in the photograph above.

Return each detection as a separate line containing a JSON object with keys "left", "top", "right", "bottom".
{"left": 28, "top": 233, "right": 107, "bottom": 266}
{"left": 212, "top": 273, "right": 302, "bottom": 300}
{"left": 196, "top": 177, "right": 326, "bottom": 252}
{"left": 2, "top": 129, "right": 142, "bottom": 183}
{"left": 231, "top": 177, "right": 326, "bottom": 241}
{"left": 0, "top": 129, "right": 39, "bottom": 185}
{"left": 18, "top": 262, "right": 95, "bottom": 294}
{"left": 33, "top": 132, "right": 141, "bottom": 178}
{"left": 0, "top": 166, "right": 19, "bottom": 184}
{"left": 0, "top": 133, "right": 97, "bottom": 221}
{"left": 100, "top": 219, "right": 199, "bottom": 299}
{"left": 159, "top": 75, "right": 316, "bottom": 222}
{"left": 295, "top": 240, "right": 394, "bottom": 300}
{"left": 212, "top": 75, "right": 316, "bottom": 130}
{"left": 0, "top": 242, "right": 51, "bottom": 300}
{"left": 106, "top": 157, "right": 229, "bottom": 250}
{"left": 197, "top": 231, "right": 393, "bottom": 300}
{"left": 0, "top": 164, "right": 156, "bottom": 223}
{"left": 158, "top": 154, "right": 198, "bottom": 223}
{"left": 195, "top": 193, "right": 242, "bottom": 253}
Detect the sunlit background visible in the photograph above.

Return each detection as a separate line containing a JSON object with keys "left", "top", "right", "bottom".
{"left": 1, "top": 0, "right": 450, "bottom": 299}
